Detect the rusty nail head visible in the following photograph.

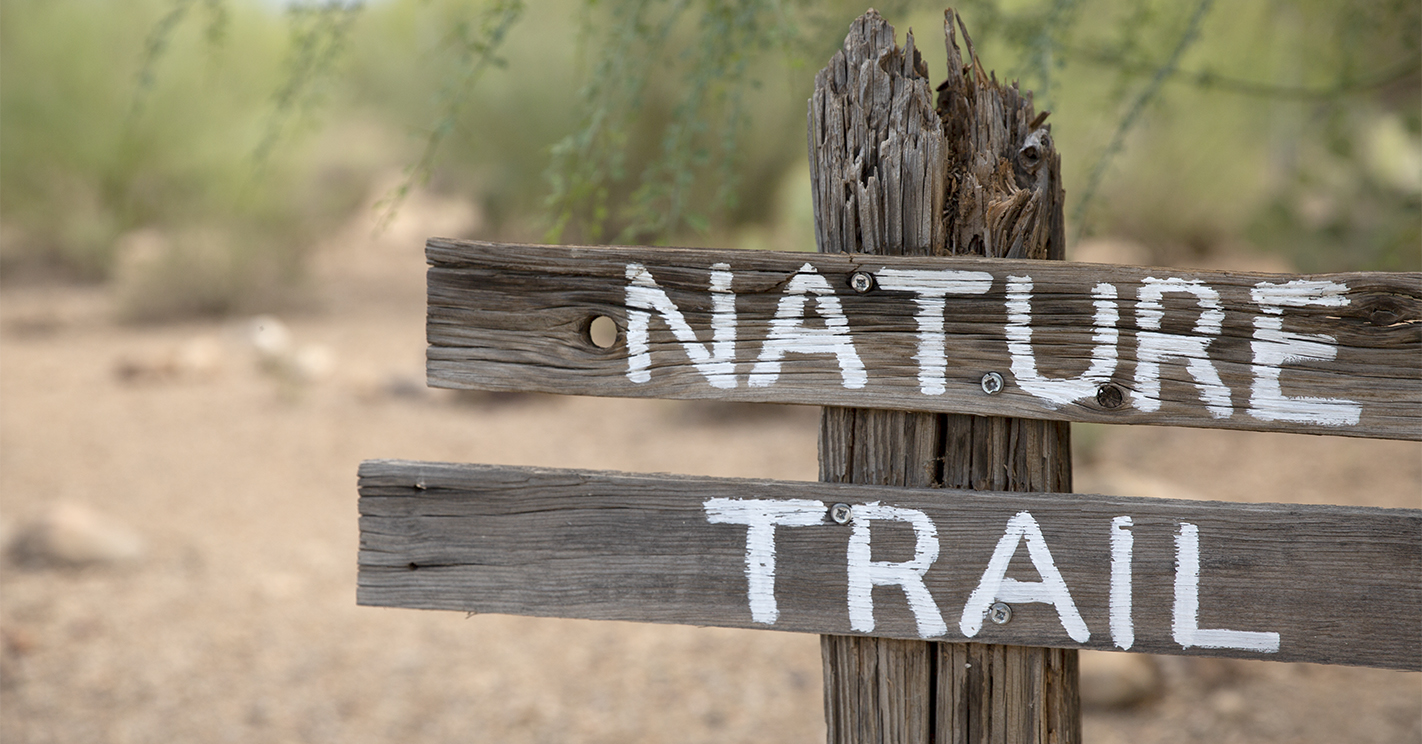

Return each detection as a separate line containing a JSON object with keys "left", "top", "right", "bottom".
{"left": 849, "top": 272, "right": 875, "bottom": 294}
{"left": 981, "top": 372, "right": 1005, "bottom": 395}
{"left": 988, "top": 602, "right": 1012, "bottom": 625}
{"left": 830, "top": 503, "right": 853, "bottom": 525}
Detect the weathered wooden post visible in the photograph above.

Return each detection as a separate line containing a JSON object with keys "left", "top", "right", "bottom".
{"left": 810, "top": 10, "right": 1077, "bottom": 742}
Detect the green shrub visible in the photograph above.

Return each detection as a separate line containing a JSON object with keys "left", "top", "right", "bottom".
{"left": 0, "top": 0, "right": 377, "bottom": 314}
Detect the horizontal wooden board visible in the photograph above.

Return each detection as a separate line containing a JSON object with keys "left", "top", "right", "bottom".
{"left": 426, "top": 238, "right": 1420, "bottom": 440}
{"left": 358, "top": 459, "right": 1422, "bottom": 671}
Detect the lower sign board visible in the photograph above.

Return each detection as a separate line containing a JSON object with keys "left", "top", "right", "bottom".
{"left": 358, "top": 459, "right": 1421, "bottom": 671}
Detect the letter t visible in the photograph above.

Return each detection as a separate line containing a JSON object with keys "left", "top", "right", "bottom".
{"left": 704, "top": 498, "right": 826, "bottom": 625}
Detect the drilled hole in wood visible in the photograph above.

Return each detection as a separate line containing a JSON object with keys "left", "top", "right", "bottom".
{"left": 1096, "top": 383, "right": 1126, "bottom": 410}
{"left": 588, "top": 315, "right": 618, "bottom": 349}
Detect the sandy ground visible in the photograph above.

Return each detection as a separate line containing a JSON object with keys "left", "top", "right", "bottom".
{"left": 1, "top": 222, "right": 1419, "bottom": 743}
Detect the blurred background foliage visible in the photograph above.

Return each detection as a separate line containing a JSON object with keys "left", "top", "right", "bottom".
{"left": 1, "top": 0, "right": 1417, "bottom": 318}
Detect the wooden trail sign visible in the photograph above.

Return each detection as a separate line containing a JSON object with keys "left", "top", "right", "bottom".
{"left": 426, "top": 238, "right": 1421, "bottom": 441}
{"left": 363, "top": 9, "right": 1420, "bottom": 741}
{"left": 358, "top": 460, "right": 1422, "bottom": 672}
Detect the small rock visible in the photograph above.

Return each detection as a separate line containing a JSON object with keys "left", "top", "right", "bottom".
{"left": 1210, "top": 688, "right": 1247, "bottom": 718}
{"left": 246, "top": 315, "right": 293, "bottom": 361}
{"left": 1079, "top": 650, "right": 1162, "bottom": 709}
{"left": 0, "top": 623, "right": 37, "bottom": 690}
{"left": 2, "top": 624, "right": 38, "bottom": 656}
{"left": 1184, "top": 656, "right": 1240, "bottom": 689}
{"left": 174, "top": 337, "right": 224, "bottom": 378}
{"left": 113, "top": 336, "right": 225, "bottom": 384}
{"left": 8, "top": 502, "right": 145, "bottom": 568}
{"left": 243, "top": 316, "right": 335, "bottom": 386}
{"left": 290, "top": 344, "right": 335, "bottom": 383}
{"left": 383, "top": 374, "right": 430, "bottom": 401}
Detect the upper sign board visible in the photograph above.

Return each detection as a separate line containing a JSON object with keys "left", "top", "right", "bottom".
{"left": 427, "top": 239, "right": 1421, "bottom": 440}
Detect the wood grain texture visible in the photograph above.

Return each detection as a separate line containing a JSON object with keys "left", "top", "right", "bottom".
{"left": 818, "top": 411, "right": 1078, "bottom": 744}
{"left": 356, "top": 459, "right": 1422, "bottom": 672}
{"left": 813, "top": 13, "right": 1078, "bottom": 741}
{"left": 820, "top": 409, "right": 950, "bottom": 744}
{"left": 806, "top": 10, "right": 946, "bottom": 258}
{"left": 929, "top": 414, "right": 1077, "bottom": 744}
{"left": 821, "top": 635, "right": 934, "bottom": 744}
{"left": 937, "top": 643, "right": 1079, "bottom": 744}
{"left": 424, "top": 238, "right": 1421, "bottom": 441}
{"left": 806, "top": 10, "right": 1065, "bottom": 262}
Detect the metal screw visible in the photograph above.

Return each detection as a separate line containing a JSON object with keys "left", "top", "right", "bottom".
{"left": 980, "top": 372, "right": 1005, "bottom": 395}
{"left": 988, "top": 602, "right": 1013, "bottom": 625}
{"left": 1096, "top": 383, "right": 1125, "bottom": 410}
{"left": 849, "top": 272, "right": 876, "bottom": 294}
{"left": 830, "top": 503, "right": 853, "bottom": 525}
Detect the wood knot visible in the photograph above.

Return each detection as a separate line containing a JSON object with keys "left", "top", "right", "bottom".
{"left": 1370, "top": 308, "right": 1401, "bottom": 327}
{"left": 1018, "top": 130, "right": 1052, "bottom": 174}
{"left": 1357, "top": 294, "right": 1417, "bottom": 328}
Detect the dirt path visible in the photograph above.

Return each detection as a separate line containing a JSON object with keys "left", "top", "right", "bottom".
{"left": 2, "top": 229, "right": 1418, "bottom": 743}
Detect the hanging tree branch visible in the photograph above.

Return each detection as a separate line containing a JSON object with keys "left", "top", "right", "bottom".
{"left": 1070, "top": 0, "right": 1215, "bottom": 242}
{"left": 544, "top": 0, "right": 795, "bottom": 244}
{"left": 374, "top": 0, "right": 526, "bottom": 233}
{"left": 1076, "top": 51, "right": 1422, "bottom": 101}
{"left": 253, "top": 1, "right": 365, "bottom": 167}
{"left": 130, "top": 0, "right": 230, "bottom": 122}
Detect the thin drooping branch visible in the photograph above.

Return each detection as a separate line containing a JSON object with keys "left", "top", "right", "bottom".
{"left": 1070, "top": 0, "right": 1215, "bottom": 240}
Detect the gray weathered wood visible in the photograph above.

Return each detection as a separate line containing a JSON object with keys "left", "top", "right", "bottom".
{"left": 937, "top": 642, "right": 1079, "bottom": 744}
{"left": 821, "top": 635, "right": 935, "bottom": 743}
{"left": 356, "top": 459, "right": 1422, "bottom": 672}
{"left": 930, "top": 414, "right": 1078, "bottom": 744}
{"left": 819, "top": 409, "right": 950, "bottom": 742}
{"left": 818, "top": 410, "right": 1080, "bottom": 743}
{"left": 812, "top": 11, "right": 1077, "bottom": 742}
{"left": 424, "top": 238, "right": 1421, "bottom": 441}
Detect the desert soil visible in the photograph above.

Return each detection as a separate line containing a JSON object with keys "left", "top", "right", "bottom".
{"left": 1, "top": 216, "right": 1419, "bottom": 743}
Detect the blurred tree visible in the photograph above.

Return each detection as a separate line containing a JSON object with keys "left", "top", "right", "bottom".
{"left": 226, "top": 0, "right": 1422, "bottom": 265}
{"left": 3, "top": 0, "right": 1416, "bottom": 296}
{"left": 0, "top": 0, "right": 376, "bottom": 316}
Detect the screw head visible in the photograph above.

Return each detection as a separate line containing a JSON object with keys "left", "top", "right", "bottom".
{"left": 980, "top": 372, "right": 1005, "bottom": 395}
{"left": 988, "top": 602, "right": 1013, "bottom": 625}
{"left": 849, "top": 272, "right": 876, "bottom": 294}
{"left": 1096, "top": 383, "right": 1125, "bottom": 409}
{"left": 830, "top": 503, "right": 853, "bottom": 525}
